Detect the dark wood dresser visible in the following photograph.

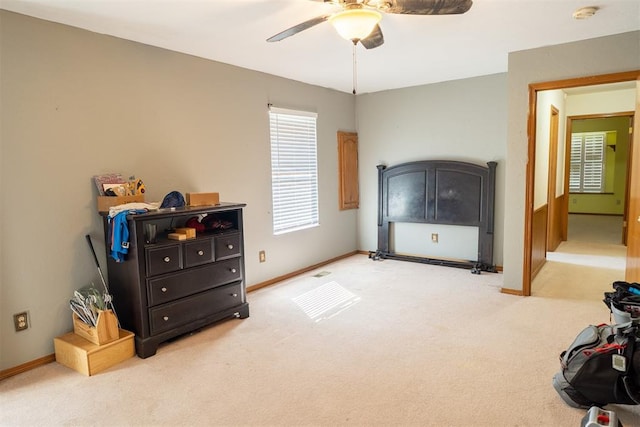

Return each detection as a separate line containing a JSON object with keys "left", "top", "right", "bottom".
{"left": 102, "top": 203, "right": 249, "bottom": 358}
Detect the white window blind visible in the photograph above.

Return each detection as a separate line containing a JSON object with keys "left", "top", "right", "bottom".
{"left": 569, "top": 132, "right": 605, "bottom": 193}
{"left": 269, "top": 107, "right": 319, "bottom": 235}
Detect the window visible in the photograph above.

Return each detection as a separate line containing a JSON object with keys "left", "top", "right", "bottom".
{"left": 569, "top": 132, "right": 606, "bottom": 193}
{"left": 269, "top": 107, "right": 319, "bottom": 234}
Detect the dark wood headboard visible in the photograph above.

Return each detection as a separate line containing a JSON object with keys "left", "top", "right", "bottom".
{"left": 370, "top": 160, "right": 497, "bottom": 273}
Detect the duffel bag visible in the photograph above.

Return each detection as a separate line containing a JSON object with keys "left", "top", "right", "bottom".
{"left": 553, "top": 322, "right": 640, "bottom": 408}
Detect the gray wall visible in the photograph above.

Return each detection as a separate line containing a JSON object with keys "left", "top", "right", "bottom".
{"left": 503, "top": 31, "right": 640, "bottom": 292}
{"left": 0, "top": 11, "right": 357, "bottom": 369}
{"left": 355, "top": 75, "right": 507, "bottom": 265}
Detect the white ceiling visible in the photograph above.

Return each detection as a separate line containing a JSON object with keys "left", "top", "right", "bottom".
{"left": 1, "top": 0, "right": 639, "bottom": 94}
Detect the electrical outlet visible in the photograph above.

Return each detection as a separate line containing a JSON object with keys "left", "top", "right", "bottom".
{"left": 13, "top": 312, "right": 29, "bottom": 332}
{"left": 259, "top": 250, "right": 266, "bottom": 263}
{"left": 431, "top": 233, "right": 438, "bottom": 243}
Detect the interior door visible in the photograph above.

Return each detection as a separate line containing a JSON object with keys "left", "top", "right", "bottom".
{"left": 546, "top": 106, "right": 561, "bottom": 251}
{"left": 626, "top": 90, "right": 640, "bottom": 282}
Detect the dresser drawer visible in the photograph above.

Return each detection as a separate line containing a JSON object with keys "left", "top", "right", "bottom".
{"left": 149, "top": 282, "right": 243, "bottom": 335}
{"left": 184, "top": 238, "right": 214, "bottom": 268}
{"left": 146, "top": 258, "right": 242, "bottom": 306}
{"left": 146, "top": 244, "right": 183, "bottom": 277}
{"left": 214, "top": 233, "right": 241, "bottom": 260}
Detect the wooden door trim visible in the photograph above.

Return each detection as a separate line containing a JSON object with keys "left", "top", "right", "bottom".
{"left": 627, "top": 106, "right": 640, "bottom": 281}
{"left": 522, "top": 70, "right": 640, "bottom": 297}
{"left": 624, "top": 116, "right": 634, "bottom": 245}
{"left": 546, "top": 106, "right": 560, "bottom": 251}
{"left": 566, "top": 112, "right": 634, "bottom": 120}
{"left": 563, "top": 117, "right": 573, "bottom": 242}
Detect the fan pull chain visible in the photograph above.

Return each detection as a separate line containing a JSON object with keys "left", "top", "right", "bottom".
{"left": 352, "top": 41, "right": 357, "bottom": 95}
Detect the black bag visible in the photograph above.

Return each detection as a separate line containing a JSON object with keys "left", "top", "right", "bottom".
{"left": 552, "top": 322, "right": 640, "bottom": 408}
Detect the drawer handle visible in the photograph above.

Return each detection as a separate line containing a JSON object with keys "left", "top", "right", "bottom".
{"left": 163, "top": 256, "right": 171, "bottom": 263}
{"left": 227, "top": 244, "right": 234, "bottom": 250}
{"left": 230, "top": 268, "right": 237, "bottom": 273}
{"left": 163, "top": 316, "right": 169, "bottom": 321}
{"left": 197, "top": 250, "right": 204, "bottom": 256}
{"left": 161, "top": 287, "right": 167, "bottom": 293}
{"left": 231, "top": 293, "right": 238, "bottom": 297}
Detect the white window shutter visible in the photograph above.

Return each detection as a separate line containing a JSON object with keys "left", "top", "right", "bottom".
{"left": 569, "top": 132, "right": 605, "bottom": 193}
{"left": 569, "top": 134, "right": 582, "bottom": 192}
{"left": 269, "top": 108, "right": 319, "bottom": 234}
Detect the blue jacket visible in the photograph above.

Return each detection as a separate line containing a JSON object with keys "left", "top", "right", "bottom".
{"left": 109, "top": 209, "right": 147, "bottom": 262}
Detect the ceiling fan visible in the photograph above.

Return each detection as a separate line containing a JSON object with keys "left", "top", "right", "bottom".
{"left": 267, "top": 0, "right": 473, "bottom": 49}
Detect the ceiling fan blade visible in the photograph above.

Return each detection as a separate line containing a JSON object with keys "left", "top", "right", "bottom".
{"left": 376, "top": 0, "right": 473, "bottom": 15}
{"left": 360, "top": 24, "right": 384, "bottom": 49}
{"left": 267, "top": 15, "right": 331, "bottom": 42}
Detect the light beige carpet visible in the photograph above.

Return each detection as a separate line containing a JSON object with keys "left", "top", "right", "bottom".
{"left": 533, "top": 213, "right": 627, "bottom": 301}
{"left": 2, "top": 254, "right": 640, "bottom": 426}
{"left": 532, "top": 240, "right": 627, "bottom": 301}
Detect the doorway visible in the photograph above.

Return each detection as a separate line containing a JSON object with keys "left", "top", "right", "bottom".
{"left": 564, "top": 115, "right": 633, "bottom": 246}
{"left": 522, "top": 71, "right": 639, "bottom": 297}
{"left": 533, "top": 98, "right": 632, "bottom": 299}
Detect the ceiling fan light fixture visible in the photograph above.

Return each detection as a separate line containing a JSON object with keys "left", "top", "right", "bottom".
{"left": 366, "top": 0, "right": 391, "bottom": 11}
{"left": 329, "top": 8, "right": 382, "bottom": 42}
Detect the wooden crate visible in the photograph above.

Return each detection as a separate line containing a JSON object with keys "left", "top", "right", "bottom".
{"left": 72, "top": 309, "right": 119, "bottom": 345}
{"left": 54, "top": 329, "right": 135, "bottom": 376}
{"left": 186, "top": 192, "right": 219, "bottom": 206}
